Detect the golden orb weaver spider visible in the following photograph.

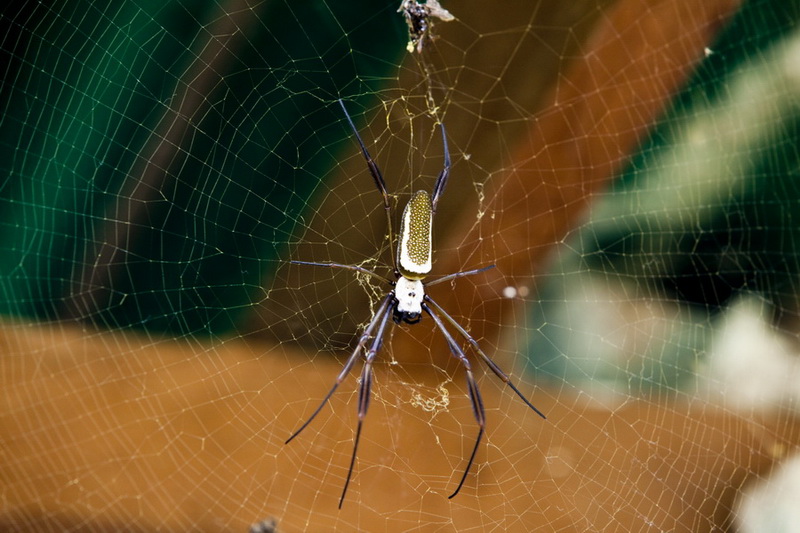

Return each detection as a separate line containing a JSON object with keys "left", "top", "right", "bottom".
{"left": 287, "top": 100, "right": 546, "bottom": 508}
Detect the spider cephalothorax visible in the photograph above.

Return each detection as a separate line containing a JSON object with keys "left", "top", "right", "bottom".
{"left": 392, "top": 276, "right": 423, "bottom": 324}
{"left": 287, "top": 99, "right": 546, "bottom": 508}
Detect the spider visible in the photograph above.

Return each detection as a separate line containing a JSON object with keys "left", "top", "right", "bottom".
{"left": 287, "top": 100, "right": 546, "bottom": 508}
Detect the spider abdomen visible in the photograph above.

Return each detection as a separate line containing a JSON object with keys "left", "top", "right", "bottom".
{"left": 397, "top": 190, "right": 432, "bottom": 280}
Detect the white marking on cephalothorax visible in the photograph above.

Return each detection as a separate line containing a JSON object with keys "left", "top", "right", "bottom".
{"left": 395, "top": 276, "right": 425, "bottom": 316}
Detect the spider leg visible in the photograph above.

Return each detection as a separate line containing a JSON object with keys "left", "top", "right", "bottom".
{"left": 338, "top": 99, "right": 398, "bottom": 273}
{"left": 425, "top": 295, "right": 546, "bottom": 420}
{"left": 431, "top": 121, "right": 450, "bottom": 215}
{"left": 424, "top": 265, "right": 496, "bottom": 287}
{"left": 290, "top": 260, "right": 392, "bottom": 284}
{"left": 340, "top": 298, "right": 394, "bottom": 508}
{"left": 285, "top": 293, "right": 394, "bottom": 446}
{"left": 423, "top": 303, "right": 486, "bottom": 499}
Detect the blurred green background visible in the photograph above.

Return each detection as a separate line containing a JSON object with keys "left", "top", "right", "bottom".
{"left": 0, "top": 0, "right": 404, "bottom": 334}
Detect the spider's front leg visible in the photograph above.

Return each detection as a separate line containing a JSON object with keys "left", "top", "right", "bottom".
{"left": 425, "top": 294, "right": 546, "bottom": 420}
{"left": 422, "top": 295, "right": 546, "bottom": 498}
{"left": 422, "top": 302, "right": 486, "bottom": 499}
{"left": 339, "top": 297, "right": 393, "bottom": 508}
{"left": 285, "top": 293, "right": 392, "bottom": 446}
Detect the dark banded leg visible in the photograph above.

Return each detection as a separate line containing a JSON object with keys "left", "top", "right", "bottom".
{"left": 290, "top": 260, "right": 391, "bottom": 285}
{"left": 285, "top": 293, "right": 393, "bottom": 445}
{"left": 339, "top": 298, "right": 394, "bottom": 508}
{"left": 425, "top": 294, "right": 546, "bottom": 420}
{"left": 338, "top": 99, "right": 398, "bottom": 274}
{"left": 431, "top": 121, "right": 451, "bottom": 215}
{"left": 423, "top": 303, "right": 486, "bottom": 499}
{"left": 424, "top": 265, "right": 495, "bottom": 287}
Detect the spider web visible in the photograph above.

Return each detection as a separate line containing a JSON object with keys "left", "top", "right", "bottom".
{"left": 2, "top": 0, "right": 800, "bottom": 531}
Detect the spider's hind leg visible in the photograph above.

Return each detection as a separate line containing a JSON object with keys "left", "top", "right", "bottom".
{"left": 338, "top": 99, "right": 398, "bottom": 273}
{"left": 431, "top": 120, "right": 451, "bottom": 215}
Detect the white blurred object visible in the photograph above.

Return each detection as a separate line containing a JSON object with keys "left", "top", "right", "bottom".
{"left": 697, "top": 295, "right": 800, "bottom": 413}
{"left": 735, "top": 453, "right": 800, "bottom": 533}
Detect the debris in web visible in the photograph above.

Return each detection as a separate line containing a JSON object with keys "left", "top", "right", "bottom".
{"left": 249, "top": 517, "right": 278, "bottom": 533}
{"left": 410, "top": 383, "right": 451, "bottom": 413}
{"left": 398, "top": 0, "right": 454, "bottom": 53}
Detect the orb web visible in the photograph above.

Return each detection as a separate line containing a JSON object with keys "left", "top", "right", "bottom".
{"left": 2, "top": 0, "right": 799, "bottom": 531}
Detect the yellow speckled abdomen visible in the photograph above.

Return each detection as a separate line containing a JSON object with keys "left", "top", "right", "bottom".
{"left": 397, "top": 190, "right": 432, "bottom": 279}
